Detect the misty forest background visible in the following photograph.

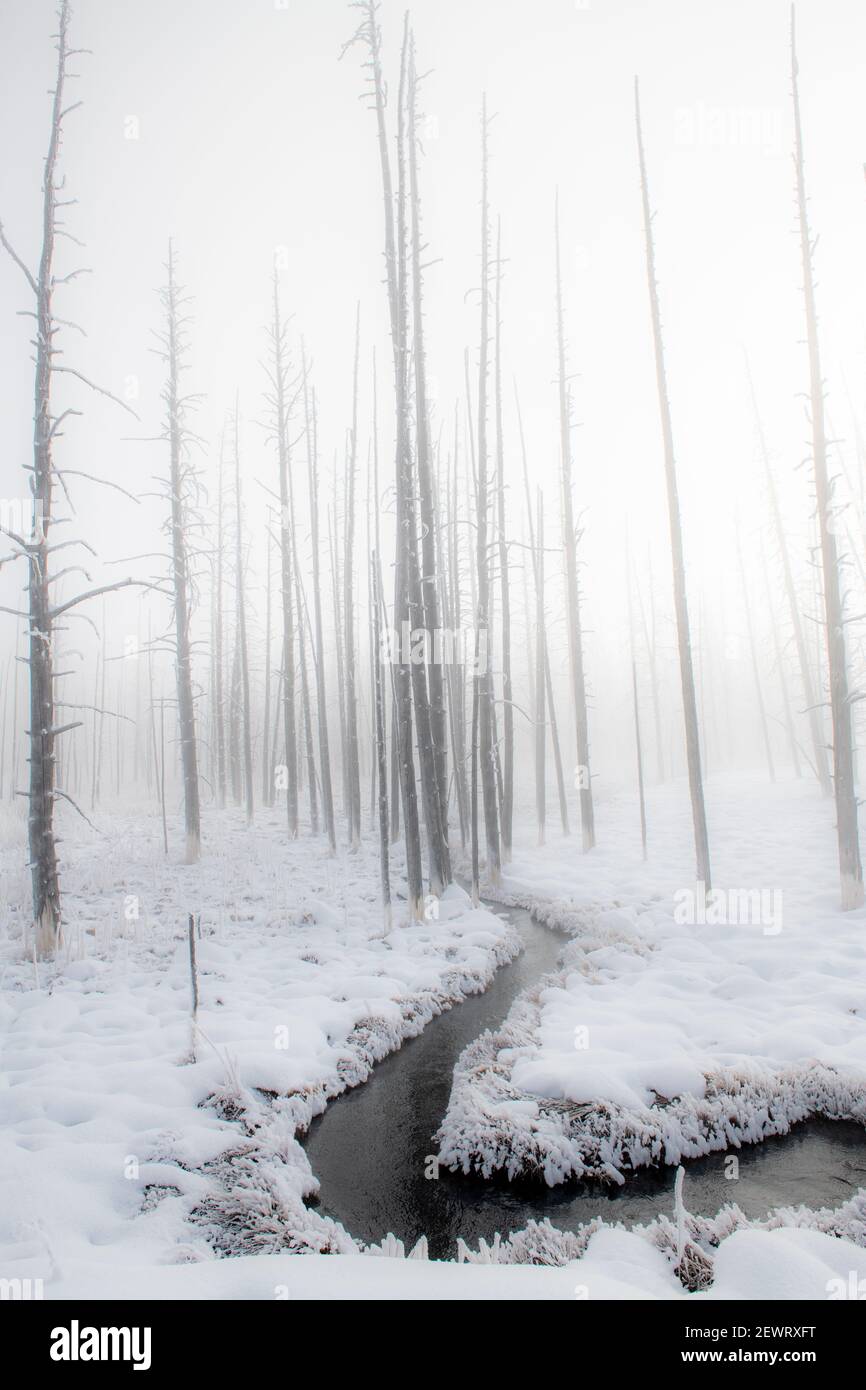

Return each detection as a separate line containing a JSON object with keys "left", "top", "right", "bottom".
{"left": 2, "top": 0, "right": 866, "bottom": 954}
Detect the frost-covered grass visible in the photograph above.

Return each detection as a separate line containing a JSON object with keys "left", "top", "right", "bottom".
{"left": 0, "top": 797, "right": 519, "bottom": 1288}
{"left": 3, "top": 773, "right": 866, "bottom": 1299}
{"left": 439, "top": 774, "right": 866, "bottom": 1190}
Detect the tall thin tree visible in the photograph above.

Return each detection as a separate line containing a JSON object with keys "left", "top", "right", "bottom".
{"left": 791, "top": 8, "right": 863, "bottom": 907}
{"left": 635, "top": 79, "right": 711, "bottom": 889}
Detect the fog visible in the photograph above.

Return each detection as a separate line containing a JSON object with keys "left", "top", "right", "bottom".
{"left": 2, "top": 0, "right": 866, "bottom": 819}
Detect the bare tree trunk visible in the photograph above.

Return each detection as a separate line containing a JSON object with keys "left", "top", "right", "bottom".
{"left": 555, "top": 194, "right": 595, "bottom": 851}
{"left": 329, "top": 497, "right": 348, "bottom": 824}
{"left": 635, "top": 80, "right": 711, "bottom": 889}
{"left": 626, "top": 543, "right": 648, "bottom": 859}
{"left": 371, "top": 551, "right": 391, "bottom": 930}
{"left": 2, "top": 5, "right": 78, "bottom": 952}
{"left": 232, "top": 405, "right": 254, "bottom": 825}
{"left": 344, "top": 307, "right": 362, "bottom": 848}
{"left": 163, "top": 243, "right": 201, "bottom": 862}
{"left": 535, "top": 490, "right": 546, "bottom": 845}
{"left": 494, "top": 218, "right": 514, "bottom": 859}
{"left": 746, "top": 356, "right": 830, "bottom": 793}
{"left": 261, "top": 520, "right": 273, "bottom": 808}
{"left": 270, "top": 278, "right": 298, "bottom": 835}
{"left": 636, "top": 551, "right": 666, "bottom": 784}
{"left": 228, "top": 636, "right": 241, "bottom": 805}
{"left": 791, "top": 9, "right": 863, "bottom": 908}
{"left": 516, "top": 384, "right": 570, "bottom": 835}
{"left": 446, "top": 417, "right": 469, "bottom": 848}
{"left": 304, "top": 372, "right": 337, "bottom": 853}
{"left": 403, "top": 38, "right": 451, "bottom": 897}
{"left": 408, "top": 43, "right": 451, "bottom": 890}
{"left": 347, "top": 1, "right": 423, "bottom": 914}
{"left": 476, "top": 94, "right": 501, "bottom": 888}
{"left": 291, "top": 486, "right": 319, "bottom": 834}
{"left": 213, "top": 436, "right": 227, "bottom": 808}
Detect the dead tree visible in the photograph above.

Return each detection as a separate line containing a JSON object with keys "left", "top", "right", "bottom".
{"left": 371, "top": 551, "right": 391, "bottom": 930}
{"left": 746, "top": 355, "right": 830, "bottom": 793}
{"left": 329, "top": 495, "right": 348, "bottom": 822}
{"left": 625, "top": 539, "right": 648, "bottom": 859}
{"left": 554, "top": 193, "right": 595, "bottom": 851}
{"left": 791, "top": 8, "right": 863, "bottom": 908}
{"left": 0, "top": 1, "right": 146, "bottom": 950}
{"left": 444, "top": 414, "right": 470, "bottom": 848}
{"left": 232, "top": 403, "right": 254, "bottom": 825}
{"left": 289, "top": 441, "right": 319, "bottom": 835}
{"left": 475, "top": 94, "right": 502, "bottom": 888}
{"left": 344, "top": 307, "right": 362, "bottom": 848}
{"left": 345, "top": 0, "right": 423, "bottom": 914}
{"left": 261, "top": 520, "right": 274, "bottom": 808}
{"left": 516, "top": 384, "right": 570, "bottom": 835}
{"left": 267, "top": 275, "right": 299, "bottom": 836}
{"left": 304, "top": 369, "right": 337, "bottom": 852}
{"left": 494, "top": 219, "right": 514, "bottom": 858}
{"left": 158, "top": 243, "right": 203, "bottom": 862}
{"left": 535, "top": 490, "right": 547, "bottom": 844}
{"left": 637, "top": 550, "right": 666, "bottom": 784}
{"left": 407, "top": 39, "right": 451, "bottom": 888}
{"left": 635, "top": 79, "right": 711, "bottom": 889}
{"left": 212, "top": 431, "right": 227, "bottom": 807}
{"left": 403, "top": 35, "right": 450, "bottom": 900}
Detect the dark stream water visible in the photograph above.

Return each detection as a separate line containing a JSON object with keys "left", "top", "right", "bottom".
{"left": 302, "top": 902, "right": 866, "bottom": 1259}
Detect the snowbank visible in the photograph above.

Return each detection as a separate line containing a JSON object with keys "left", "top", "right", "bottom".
{"left": 0, "top": 802, "right": 519, "bottom": 1286}
{"left": 439, "top": 776, "right": 866, "bottom": 1185}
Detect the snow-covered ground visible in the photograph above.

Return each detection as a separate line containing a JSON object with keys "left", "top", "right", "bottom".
{"left": 2, "top": 773, "right": 865, "bottom": 1299}
{"left": 0, "top": 800, "right": 519, "bottom": 1290}
{"left": 439, "top": 774, "right": 866, "bottom": 1192}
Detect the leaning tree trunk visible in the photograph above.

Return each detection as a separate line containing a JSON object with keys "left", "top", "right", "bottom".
{"left": 791, "top": 9, "right": 863, "bottom": 908}
{"left": 635, "top": 79, "right": 711, "bottom": 889}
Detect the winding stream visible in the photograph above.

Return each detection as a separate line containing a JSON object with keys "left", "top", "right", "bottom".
{"left": 302, "top": 901, "right": 866, "bottom": 1259}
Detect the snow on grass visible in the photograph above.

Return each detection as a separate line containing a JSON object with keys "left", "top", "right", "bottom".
{"left": 3, "top": 773, "right": 866, "bottom": 1299}
{"left": 0, "top": 798, "right": 519, "bottom": 1285}
{"left": 439, "top": 774, "right": 866, "bottom": 1187}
